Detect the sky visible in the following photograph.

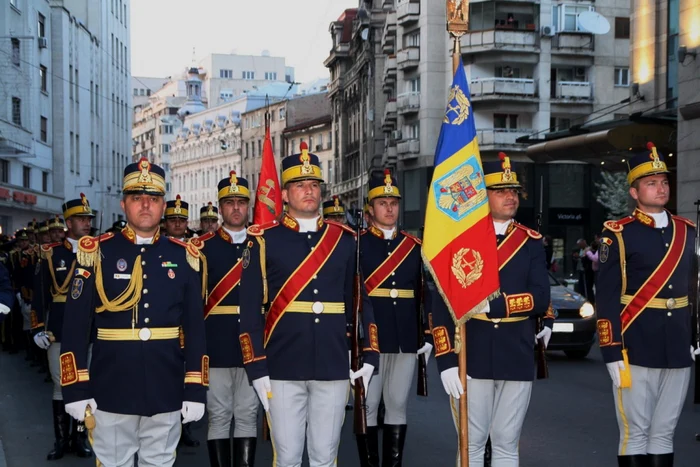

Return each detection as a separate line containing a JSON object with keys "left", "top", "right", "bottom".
{"left": 130, "top": 0, "right": 357, "bottom": 84}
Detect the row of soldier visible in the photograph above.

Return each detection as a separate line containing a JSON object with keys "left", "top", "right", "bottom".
{"left": 0, "top": 141, "right": 694, "bottom": 467}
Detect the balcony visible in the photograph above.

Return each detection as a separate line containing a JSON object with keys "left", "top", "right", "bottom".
{"left": 552, "top": 32, "right": 595, "bottom": 55}
{"left": 397, "top": 47, "right": 420, "bottom": 70}
{"left": 461, "top": 29, "right": 539, "bottom": 54}
{"left": 384, "top": 145, "right": 398, "bottom": 165}
{"left": 383, "top": 56, "right": 397, "bottom": 88}
{"left": 383, "top": 100, "right": 398, "bottom": 130}
{"left": 397, "top": 139, "right": 420, "bottom": 159}
{"left": 382, "top": 12, "right": 397, "bottom": 54}
{"left": 323, "top": 42, "right": 350, "bottom": 67}
{"left": 469, "top": 78, "right": 537, "bottom": 101}
{"left": 397, "top": 0, "right": 420, "bottom": 25}
{"left": 397, "top": 92, "right": 420, "bottom": 114}
{"left": 554, "top": 81, "right": 592, "bottom": 101}
{"left": 476, "top": 129, "right": 533, "bottom": 150}
{"left": 328, "top": 76, "right": 345, "bottom": 97}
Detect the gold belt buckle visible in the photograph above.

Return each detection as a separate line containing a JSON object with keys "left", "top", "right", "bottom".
{"left": 312, "top": 301, "right": 325, "bottom": 314}
{"left": 138, "top": 327, "right": 152, "bottom": 341}
{"left": 665, "top": 298, "right": 676, "bottom": 310}
{"left": 390, "top": 289, "right": 399, "bottom": 299}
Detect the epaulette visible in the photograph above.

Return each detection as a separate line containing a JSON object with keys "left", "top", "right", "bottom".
{"left": 603, "top": 216, "right": 634, "bottom": 233}
{"left": 672, "top": 214, "right": 696, "bottom": 228}
{"left": 325, "top": 220, "right": 356, "bottom": 236}
{"left": 40, "top": 242, "right": 61, "bottom": 260}
{"left": 400, "top": 230, "right": 422, "bottom": 245}
{"left": 76, "top": 233, "right": 114, "bottom": 267}
{"left": 168, "top": 237, "right": 200, "bottom": 272}
{"left": 189, "top": 231, "right": 215, "bottom": 249}
{"left": 247, "top": 220, "right": 279, "bottom": 237}
{"left": 513, "top": 222, "right": 542, "bottom": 240}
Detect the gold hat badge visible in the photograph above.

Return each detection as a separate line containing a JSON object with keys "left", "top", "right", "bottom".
{"left": 228, "top": 171, "right": 240, "bottom": 194}
{"left": 299, "top": 142, "right": 313, "bottom": 175}
{"left": 383, "top": 169, "right": 394, "bottom": 194}
{"left": 499, "top": 152, "right": 513, "bottom": 183}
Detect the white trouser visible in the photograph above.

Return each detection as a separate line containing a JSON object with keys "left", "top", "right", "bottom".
{"left": 91, "top": 410, "right": 181, "bottom": 467}
{"left": 366, "top": 352, "right": 416, "bottom": 426}
{"left": 206, "top": 367, "right": 259, "bottom": 439}
{"left": 613, "top": 365, "right": 691, "bottom": 455}
{"left": 268, "top": 379, "right": 348, "bottom": 467}
{"left": 450, "top": 379, "right": 533, "bottom": 467}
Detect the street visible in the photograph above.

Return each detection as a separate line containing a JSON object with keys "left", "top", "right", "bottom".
{"left": 1, "top": 348, "right": 698, "bottom": 467}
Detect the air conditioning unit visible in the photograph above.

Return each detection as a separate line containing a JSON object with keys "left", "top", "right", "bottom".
{"left": 38, "top": 37, "right": 48, "bottom": 49}
{"left": 541, "top": 25, "right": 556, "bottom": 37}
{"left": 575, "top": 67, "right": 586, "bottom": 78}
{"left": 391, "top": 130, "right": 402, "bottom": 140}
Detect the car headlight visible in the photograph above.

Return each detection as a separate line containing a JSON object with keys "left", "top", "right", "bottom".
{"left": 579, "top": 302, "right": 594, "bottom": 318}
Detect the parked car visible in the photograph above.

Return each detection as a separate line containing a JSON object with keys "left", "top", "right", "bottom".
{"left": 547, "top": 272, "right": 596, "bottom": 359}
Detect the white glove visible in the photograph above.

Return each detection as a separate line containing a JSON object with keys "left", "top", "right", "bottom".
{"left": 417, "top": 342, "right": 433, "bottom": 366}
{"left": 691, "top": 345, "right": 700, "bottom": 361}
{"left": 440, "top": 367, "right": 469, "bottom": 399}
{"left": 606, "top": 360, "right": 626, "bottom": 388}
{"left": 535, "top": 327, "right": 553, "bottom": 349}
{"left": 349, "top": 363, "right": 375, "bottom": 394}
{"left": 34, "top": 332, "right": 51, "bottom": 350}
{"left": 65, "top": 398, "right": 97, "bottom": 422}
{"left": 0, "top": 303, "right": 10, "bottom": 315}
{"left": 252, "top": 376, "right": 272, "bottom": 412}
{"left": 21, "top": 302, "right": 31, "bottom": 318}
{"left": 181, "top": 401, "right": 205, "bottom": 424}
{"left": 15, "top": 292, "right": 23, "bottom": 307}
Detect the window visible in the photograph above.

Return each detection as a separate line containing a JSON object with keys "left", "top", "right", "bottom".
{"left": 553, "top": 5, "right": 595, "bottom": 32}
{"left": 139, "top": 89, "right": 145, "bottom": 96}
{"left": 407, "top": 122, "right": 420, "bottom": 139}
{"left": 38, "top": 14, "right": 46, "bottom": 38}
{"left": 614, "top": 67, "right": 630, "bottom": 86}
{"left": 495, "top": 66, "right": 521, "bottom": 78}
{"left": 290, "top": 139, "right": 296, "bottom": 153}
{"left": 279, "top": 108, "right": 286, "bottom": 120}
{"left": 90, "top": 81, "right": 94, "bottom": 113}
{"left": 245, "top": 142, "right": 249, "bottom": 159}
{"left": 70, "top": 132, "right": 75, "bottom": 173}
{"left": 549, "top": 117, "right": 571, "bottom": 132}
{"left": 23, "top": 166, "right": 31, "bottom": 188}
{"left": 258, "top": 139, "right": 262, "bottom": 156}
{"left": 95, "top": 85, "right": 99, "bottom": 115}
{"left": 69, "top": 65, "right": 74, "bottom": 99}
{"left": 11, "top": 97, "right": 21, "bottom": 126}
{"left": 39, "top": 65, "right": 48, "bottom": 93}
{"left": 11, "top": 38, "right": 20, "bottom": 66}
{"left": 133, "top": 88, "right": 139, "bottom": 96}
{"left": 615, "top": 17, "right": 630, "bottom": 39}
{"left": 220, "top": 69, "right": 233, "bottom": 78}
{"left": 146, "top": 89, "right": 151, "bottom": 96}
{"left": 161, "top": 144, "right": 171, "bottom": 153}
{"left": 265, "top": 72, "right": 277, "bottom": 80}
{"left": 162, "top": 124, "right": 173, "bottom": 134}
{"left": 242, "top": 71, "right": 255, "bottom": 80}
{"left": 406, "top": 32, "right": 420, "bottom": 47}
{"left": 76, "top": 134, "right": 80, "bottom": 175}
{"left": 0, "top": 160, "right": 8, "bottom": 183}
{"left": 494, "top": 114, "right": 518, "bottom": 129}
{"left": 95, "top": 144, "right": 100, "bottom": 181}
{"left": 318, "top": 134, "right": 323, "bottom": 149}
{"left": 124, "top": 4, "right": 128, "bottom": 28}
{"left": 90, "top": 143, "right": 95, "bottom": 180}
{"left": 408, "top": 77, "right": 421, "bottom": 93}
{"left": 328, "top": 132, "right": 332, "bottom": 149}
{"left": 40, "top": 116, "right": 48, "bottom": 142}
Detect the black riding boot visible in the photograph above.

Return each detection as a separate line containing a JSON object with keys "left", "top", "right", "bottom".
{"left": 381, "top": 424, "right": 407, "bottom": 467}
{"left": 46, "top": 401, "right": 71, "bottom": 460}
{"left": 233, "top": 437, "right": 257, "bottom": 467}
{"left": 207, "top": 439, "right": 232, "bottom": 467}
{"left": 71, "top": 419, "right": 93, "bottom": 457}
{"left": 618, "top": 455, "right": 650, "bottom": 467}
{"left": 648, "top": 453, "right": 673, "bottom": 467}
{"left": 356, "top": 426, "right": 380, "bottom": 467}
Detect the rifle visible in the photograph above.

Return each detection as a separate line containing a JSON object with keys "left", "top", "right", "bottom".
{"left": 693, "top": 201, "right": 700, "bottom": 404}
{"left": 351, "top": 208, "right": 367, "bottom": 435}
{"left": 535, "top": 176, "right": 549, "bottom": 380}
{"left": 416, "top": 270, "right": 428, "bottom": 397}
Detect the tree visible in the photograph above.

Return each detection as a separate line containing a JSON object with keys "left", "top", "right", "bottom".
{"left": 595, "top": 171, "right": 630, "bottom": 219}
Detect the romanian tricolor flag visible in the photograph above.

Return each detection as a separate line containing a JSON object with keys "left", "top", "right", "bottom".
{"left": 422, "top": 58, "right": 500, "bottom": 325}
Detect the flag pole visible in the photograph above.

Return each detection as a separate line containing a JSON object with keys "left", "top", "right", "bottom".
{"left": 446, "top": 2, "right": 469, "bottom": 465}
{"left": 453, "top": 37, "right": 469, "bottom": 467}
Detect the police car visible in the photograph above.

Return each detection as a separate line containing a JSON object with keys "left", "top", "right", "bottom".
{"left": 547, "top": 272, "right": 596, "bottom": 359}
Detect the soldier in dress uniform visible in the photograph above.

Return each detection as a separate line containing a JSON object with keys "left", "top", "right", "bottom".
{"left": 190, "top": 171, "right": 260, "bottom": 467}
{"left": 355, "top": 170, "right": 432, "bottom": 467}
{"left": 38, "top": 220, "right": 52, "bottom": 245}
{"left": 31, "top": 194, "right": 95, "bottom": 460}
{"left": 596, "top": 143, "right": 698, "bottom": 467}
{"left": 200, "top": 202, "right": 220, "bottom": 235}
{"left": 322, "top": 196, "right": 347, "bottom": 224}
{"left": 59, "top": 157, "right": 209, "bottom": 467}
{"left": 15, "top": 222, "right": 40, "bottom": 358}
{"left": 432, "top": 153, "right": 552, "bottom": 467}
{"left": 164, "top": 195, "right": 191, "bottom": 241}
{"left": 49, "top": 216, "right": 67, "bottom": 243}
{"left": 239, "top": 142, "right": 380, "bottom": 467}
{"left": 105, "top": 220, "right": 128, "bottom": 235}
{"left": 0, "top": 261, "right": 12, "bottom": 325}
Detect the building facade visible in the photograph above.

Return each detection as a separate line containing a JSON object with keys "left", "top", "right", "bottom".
{"left": 131, "top": 76, "right": 168, "bottom": 109}
{"left": 0, "top": 0, "right": 130, "bottom": 233}
{"left": 282, "top": 115, "right": 334, "bottom": 197}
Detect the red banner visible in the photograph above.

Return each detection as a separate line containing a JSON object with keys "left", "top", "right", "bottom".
{"left": 253, "top": 125, "right": 283, "bottom": 224}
